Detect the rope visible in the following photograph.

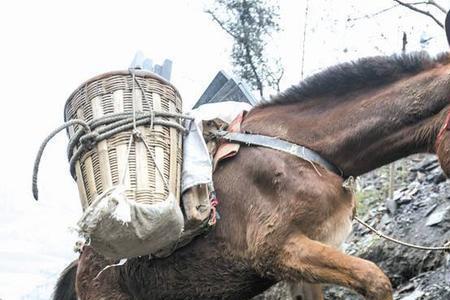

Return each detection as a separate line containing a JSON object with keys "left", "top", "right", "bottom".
{"left": 354, "top": 216, "right": 450, "bottom": 252}
{"left": 32, "top": 110, "right": 192, "bottom": 201}
{"left": 32, "top": 120, "right": 91, "bottom": 200}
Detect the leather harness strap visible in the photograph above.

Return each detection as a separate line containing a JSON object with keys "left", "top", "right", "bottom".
{"left": 213, "top": 130, "right": 343, "bottom": 177}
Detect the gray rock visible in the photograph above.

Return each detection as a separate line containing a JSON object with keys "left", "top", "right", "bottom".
{"left": 407, "top": 187, "right": 419, "bottom": 197}
{"left": 386, "top": 198, "right": 398, "bottom": 215}
{"left": 400, "top": 290, "right": 424, "bottom": 300}
{"left": 424, "top": 204, "right": 438, "bottom": 217}
{"left": 425, "top": 206, "right": 450, "bottom": 226}
{"left": 398, "top": 195, "right": 413, "bottom": 205}
{"left": 433, "top": 173, "right": 447, "bottom": 185}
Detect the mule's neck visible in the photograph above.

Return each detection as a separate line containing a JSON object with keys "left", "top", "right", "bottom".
{"left": 244, "top": 65, "right": 450, "bottom": 177}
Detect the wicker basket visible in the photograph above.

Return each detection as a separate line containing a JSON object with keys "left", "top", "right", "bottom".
{"left": 65, "top": 70, "right": 183, "bottom": 210}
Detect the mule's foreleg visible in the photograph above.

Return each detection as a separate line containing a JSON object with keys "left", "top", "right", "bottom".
{"left": 275, "top": 235, "right": 392, "bottom": 300}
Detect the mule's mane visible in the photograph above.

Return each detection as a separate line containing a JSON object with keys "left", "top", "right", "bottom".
{"left": 266, "top": 51, "right": 450, "bottom": 106}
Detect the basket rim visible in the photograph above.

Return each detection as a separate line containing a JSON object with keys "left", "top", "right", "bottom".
{"left": 64, "top": 69, "right": 182, "bottom": 121}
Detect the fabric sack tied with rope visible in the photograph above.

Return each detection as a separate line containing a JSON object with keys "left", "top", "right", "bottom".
{"left": 78, "top": 185, "right": 184, "bottom": 258}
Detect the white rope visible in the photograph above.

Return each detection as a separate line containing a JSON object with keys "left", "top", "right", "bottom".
{"left": 354, "top": 216, "right": 450, "bottom": 251}
{"left": 123, "top": 69, "right": 168, "bottom": 192}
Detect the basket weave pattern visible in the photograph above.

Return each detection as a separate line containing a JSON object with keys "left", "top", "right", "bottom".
{"left": 65, "top": 72, "right": 182, "bottom": 209}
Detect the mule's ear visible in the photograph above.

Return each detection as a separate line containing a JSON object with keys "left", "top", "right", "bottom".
{"left": 446, "top": 10, "right": 450, "bottom": 46}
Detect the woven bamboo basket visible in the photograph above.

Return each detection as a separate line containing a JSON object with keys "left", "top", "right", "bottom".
{"left": 64, "top": 70, "right": 183, "bottom": 210}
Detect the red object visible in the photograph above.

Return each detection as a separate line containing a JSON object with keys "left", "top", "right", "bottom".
{"left": 209, "top": 196, "right": 219, "bottom": 226}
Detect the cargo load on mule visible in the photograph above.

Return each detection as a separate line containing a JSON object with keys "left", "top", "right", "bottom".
{"left": 32, "top": 68, "right": 218, "bottom": 260}
{"left": 66, "top": 70, "right": 191, "bottom": 259}
{"left": 32, "top": 62, "right": 255, "bottom": 260}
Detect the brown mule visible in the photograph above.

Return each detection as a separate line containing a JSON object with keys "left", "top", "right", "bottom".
{"left": 54, "top": 51, "right": 450, "bottom": 300}
{"left": 53, "top": 27, "right": 450, "bottom": 300}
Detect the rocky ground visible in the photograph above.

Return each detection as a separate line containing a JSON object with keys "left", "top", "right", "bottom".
{"left": 254, "top": 154, "right": 450, "bottom": 300}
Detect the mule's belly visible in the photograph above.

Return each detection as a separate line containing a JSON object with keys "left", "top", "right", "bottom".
{"left": 119, "top": 238, "right": 274, "bottom": 300}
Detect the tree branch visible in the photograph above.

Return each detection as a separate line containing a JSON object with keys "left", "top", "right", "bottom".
{"left": 427, "top": 0, "right": 447, "bottom": 14}
{"left": 239, "top": 0, "right": 264, "bottom": 98}
{"left": 205, "top": 0, "right": 283, "bottom": 99}
{"left": 275, "top": 68, "right": 284, "bottom": 92}
{"left": 242, "top": 30, "right": 264, "bottom": 98}
{"left": 408, "top": 1, "right": 432, "bottom": 5}
{"left": 393, "top": 0, "right": 444, "bottom": 28}
{"left": 300, "top": 0, "right": 310, "bottom": 80}
{"left": 347, "top": 5, "right": 399, "bottom": 22}
{"left": 205, "top": 9, "right": 240, "bottom": 40}
{"left": 406, "top": 1, "right": 447, "bottom": 13}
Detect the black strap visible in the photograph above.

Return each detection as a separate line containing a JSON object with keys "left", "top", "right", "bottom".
{"left": 213, "top": 130, "right": 343, "bottom": 177}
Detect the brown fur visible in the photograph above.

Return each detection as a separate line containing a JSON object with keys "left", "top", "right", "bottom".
{"left": 55, "top": 52, "right": 450, "bottom": 300}
{"left": 436, "top": 112, "right": 450, "bottom": 177}
{"left": 53, "top": 260, "right": 78, "bottom": 300}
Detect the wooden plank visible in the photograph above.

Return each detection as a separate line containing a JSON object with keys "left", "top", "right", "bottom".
{"left": 75, "top": 108, "right": 88, "bottom": 206}
{"left": 168, "top": 100, "right": 179, "bottom": 200}
{"left": 133, "top": 88, "right": 143, "bottom": 112}
{"left": 134, "top": 87, "right": 150, "bottom": 196}
{"left": 113, "top": 90, "right": 130, "bottom": 187}
{"left": 91, "top": 96, "right": 113, "bottom": 191}
{"left": 75, "top": 161, "right": 88, "bottom": 210}
{"left": 84, "top": 156, "right": 98, "bottom": 201}
{"left": 116, "top": 144, "right": 130, "bottom": 188}
{"left": 135, "top": 140, "right": 149, "bottom": 194}
{"left": 113, "top": 90, "right": 124, "bottom": 113}
{"left": 152, "top": 93, "right": 165, "bottom": 199}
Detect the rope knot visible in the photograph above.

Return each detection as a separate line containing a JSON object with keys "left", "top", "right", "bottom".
{"left": 80, "top": 132, "right": 99, "bottom": 150}
{"left": 132, "top": 129, "right": 143, "bottom": 141}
